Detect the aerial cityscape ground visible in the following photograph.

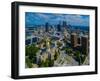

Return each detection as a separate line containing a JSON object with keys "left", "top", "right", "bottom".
{"left": 25, "top": 12, "right": 89, "bottom": 68}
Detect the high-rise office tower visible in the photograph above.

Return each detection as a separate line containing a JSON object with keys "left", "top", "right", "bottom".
{"left": 71, "top": 33, "right": 77, "bottom": 47}
{"left": 77, "top": 37, "right": 81, "bottom": 45}
{"left": 62, "top": 21, "right": 67, "bottom": 27}
{"left": 81, "top": 35, "right": 89, "bottom": 54}
{"left": 45, "top": 22, "right": 49, "bottom": 32}
{"left": 57, "top": 24, "right": 61, "bottom": 32}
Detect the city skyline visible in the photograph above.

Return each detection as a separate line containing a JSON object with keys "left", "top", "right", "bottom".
{"left": 25, "top": 12, "right": 89, "bottom": 68}
{"left": 25, "top": 12, "right": 89, "bottom": 27}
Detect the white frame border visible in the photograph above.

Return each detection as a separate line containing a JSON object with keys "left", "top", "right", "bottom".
{"left": 19, "top": 5, "right": 95, "bottom": 76}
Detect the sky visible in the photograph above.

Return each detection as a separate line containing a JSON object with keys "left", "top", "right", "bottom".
{"left": 25, "top": 12, "right": 89, "bottom": 27}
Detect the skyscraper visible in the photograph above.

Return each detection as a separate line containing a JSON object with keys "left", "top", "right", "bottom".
{"left": 62, "top": 21, "right": 67, "bottom": 28}
{"left": 81, "top": 35, "right": 89, "bottom": 54}
{"left": 45, "top": 22, "right": 49, "bottom": 32}
{"left": 77, "top": 37, "right": 81, "bottom": 45}
{"left": 71, "top": 33, "right": 77, "bottom": 47}
{"left": 57, "top": 24, "right": 61, "bottom": 32}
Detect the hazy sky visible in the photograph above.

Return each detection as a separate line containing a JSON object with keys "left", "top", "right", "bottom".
{"left": 25, "top": 12, "right": 89, "bottom": 27}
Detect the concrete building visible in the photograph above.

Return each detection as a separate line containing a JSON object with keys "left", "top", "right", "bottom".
{"left": 81, "top": 35, "right": 89, "bottom": 54}
{"left": 71, "top": 33, "right": 78, "bottom": 47}
{"left": 36, "top": 56, "right": 41, "bottom": 65}
{"left": 25, "top": 36, "right": 40, "bottom": 45}
{"left": 77, "top": 37, "right": 81, "bottom": 45}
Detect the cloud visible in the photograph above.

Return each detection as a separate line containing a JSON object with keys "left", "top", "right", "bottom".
{"left": 25, "top": 12, "right": 89, "bottom": 27}
{"left": 63, "top": 14, "right": 89, "bottom": 26}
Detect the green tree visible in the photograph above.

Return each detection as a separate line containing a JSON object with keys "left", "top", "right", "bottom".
{"left": 57, "top": 41, "right": 62, "bottom": 48}
{"left": 65, "top": 48, "right": 72, "bottom": 55}
{"left": 39, "top": 60, "right": 44, "bottom": 67}
{"left": 44, "top": 59, "right": 49, "bottom": 67}
{"left": 81, "top": 55, "right": 86, "bottom": 64}
{"left": 25, "top": 44, "right": 39, "bottom": 63}
{"left": 39, "top": 59, "right": 49, "bottom": 67}
{"left": 39, "top": 59, "right": 54, "bottom": 67}
{"left": 48, "top": 59, "right": 54, "bottom": 67}
{"left": 75, "top": 51, "right": 81, "bottom": 65}
{"left": 26, "top": 57, "right": 33, "bottom": 68}
{"left": 54, "top": 50, "right": 58, "bottom": 60}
